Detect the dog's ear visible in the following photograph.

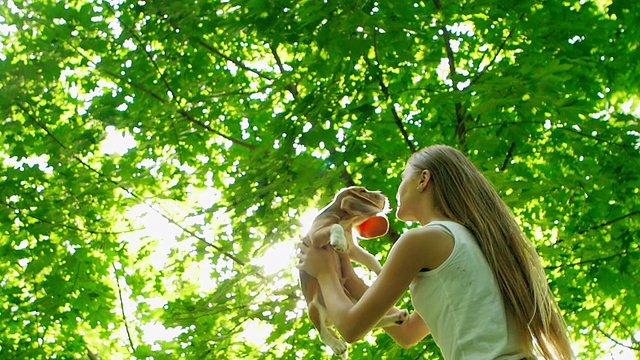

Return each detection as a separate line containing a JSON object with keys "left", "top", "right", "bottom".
{"left": 340, "top": 194, "right": 380, "bottom": 216}
{"left": 356, "top": 215, "right": 389, "bottom": 239}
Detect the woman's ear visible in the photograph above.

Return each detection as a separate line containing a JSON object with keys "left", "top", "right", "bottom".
{"left": 417, "top": 170, "right": 431, "bottom": 192}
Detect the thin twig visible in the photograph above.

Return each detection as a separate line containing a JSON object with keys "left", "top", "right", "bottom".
{"left": 112, "top": 264, "right": 137, "bottom": 353}
{"left": 413, "top": 343, "right": 432, "bottom": 360}
{"left": 270, "top": 43, "right": 285, "bottom": 74}
{"left": 472, "top": 13, "right": 525, "bottom": 85}
{"left": 86, "top": 344, "right": 100, "bottom": 360}
{"left": 578, "top": 211, "right": 640, "bottom": 235}
{"left": 196, "top": 38, "right": 273, "bottom": 81}
{"left": 594, "top": 326, "right": 640, "bottom": 351}
{"left": 31, "top": 254, "right": 41, "bottom": 349}
{"left": 545, "top": 250, "right": 635, "bottom": 270}
{"left": 500, "top": 142, "right": 516, "bottom": 171}
{"left": 606, "top": 308, "right": 640, "bottom": 348}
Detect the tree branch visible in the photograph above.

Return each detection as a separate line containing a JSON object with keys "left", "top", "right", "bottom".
{"left": 471, "top": 14, "right": 524, "bottom": 85}
{"left": 100, "top": 68, "right": 167, "bottom": 103}
{"left": 86, "top": 345, "right": 100, "bottom": 360}
{"left": 101, "top": 6, "right": 259, "bottom": 151}
{"left": 269, "top": 43, "right": 299, "bottom": 98}
{"left": 270, "top": 43, "right": 285, "bottom": 74}
{"left": 432, "top": 0, "right": 467, "bottom": 148}
{"left": 468, "top": 120, "right": 630, "bottom": 148}
{"left": 196, "top": 38, "right": 273, "bottom": 81}
{"left": 395, "top": 86, "right": 446, "bottom": 95}
{"left": 6, "top": 203, "right": 140, "bottom": 235}
{"left": 440, "top": 20, "right": 459, "bottom": 91}
{"left": 578, "top": 211, "right": 640, "bottom": 235}
{"left": 371, "top": 30, "right": 416, "bottom": 153}
{"left": 19, "top": 104, "right": 259, "bottom": 275}
{"left": 559, "top": 126, "right": 631, "bottom": 148}
{"left": 16, "top": 102, "right": 68, "bottom": 149}
{"left": 66, "top": 39, "right": 256, "bottom": 151}
{"left": 105, "top": 2, "right": 176, "bottom": 100}
{"left": 164, "top": 17, "right": 272, "bottom": 82}
{"left": 177, "top": 109, "right": 257, "bottom": 150}
{"left": 466, "top": 120, "right": 546, "bottom": 131}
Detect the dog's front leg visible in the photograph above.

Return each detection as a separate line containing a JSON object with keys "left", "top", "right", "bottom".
{"left": 309, "top": 219, "right": 339, "bottom": 248}
{"left": 329, "top": 224, "right": 348, "bottom": 253}
{"left": 348, "top": 243, "right": 383, "bottom": 275}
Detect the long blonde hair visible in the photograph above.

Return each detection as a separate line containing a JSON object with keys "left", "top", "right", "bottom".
{"left": 408, "top": 145, "right": 573, "bottom": 360}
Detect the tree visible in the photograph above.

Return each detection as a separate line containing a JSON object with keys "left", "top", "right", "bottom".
{"left": 1, "top": 0, "right": 638, "bottom": 358}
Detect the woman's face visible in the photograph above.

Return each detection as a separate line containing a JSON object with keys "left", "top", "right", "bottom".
{"left": 396, "top": 164, "right": 421, "bottom": 222}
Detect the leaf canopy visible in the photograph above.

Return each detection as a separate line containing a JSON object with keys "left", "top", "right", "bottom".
{"left": 1, "top": 0, "right": 639, "bottom": 358}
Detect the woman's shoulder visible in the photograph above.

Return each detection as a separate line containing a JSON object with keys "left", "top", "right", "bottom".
{"left": 397, "top": 223, "right": 455, "bottom": 270}
{"left": 424, "top": 220, "right": 476, "bottom": 243}
{"left": 401, "top": 224, "right": 452, "bottom": 244}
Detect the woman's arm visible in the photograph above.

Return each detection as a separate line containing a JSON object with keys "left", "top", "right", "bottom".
{"left": 339, "top": 253, "right": 431, "bottom": 348}
{"left": 299, "top": 227, "right": 449, "bottom": 343}
{"left": 384, "top": 313, "right": 430, "bottom": 348}
{"left": 338, "top": 253, "right": 369, "bottom": 299}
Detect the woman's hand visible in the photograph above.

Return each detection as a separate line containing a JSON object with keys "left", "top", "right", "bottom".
{"left": 296, "top": 243, "right": 339, "bottom": 281}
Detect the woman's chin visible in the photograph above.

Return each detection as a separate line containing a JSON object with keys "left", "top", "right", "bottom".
{"left": 395, "top": 210, "right": 408, "bottom": 222}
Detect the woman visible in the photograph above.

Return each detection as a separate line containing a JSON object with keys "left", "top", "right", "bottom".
{"left": 297, "top": 145, "right": 573, "bottom": 359}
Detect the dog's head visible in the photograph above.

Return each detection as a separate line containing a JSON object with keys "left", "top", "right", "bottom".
{"left": 334, "top": 186, "right": 388, "bottom": 216}
{"left": 332, "top": 186, "right": 389, "bottom": 238}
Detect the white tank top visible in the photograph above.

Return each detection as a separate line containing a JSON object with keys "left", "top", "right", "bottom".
{"left": 410, "top": 221, "right": 530, "bottom": 360}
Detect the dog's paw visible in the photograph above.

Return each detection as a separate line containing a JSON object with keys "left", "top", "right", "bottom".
{"left": 395, "top": 309, "right": 409, "bottom": 325}
{"left": 329, "top": 224, "right": 347, "bottom": 253}
{"left": 320, "top": 326, "right": 348, "bottom": 359}
{"left": 330, "top": 341, "right": 348, "bottom": 359}
{"left": 375, "top": 308, "right": 409, "bottom": 328}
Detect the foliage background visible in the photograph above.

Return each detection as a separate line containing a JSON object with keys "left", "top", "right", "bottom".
{"left": 1, "top": 0, "right": 639, "bottom": 358}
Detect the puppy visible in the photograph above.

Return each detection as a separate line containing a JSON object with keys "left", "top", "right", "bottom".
{"left": 299, "top": 186, "right": 408, "bottom": 359}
